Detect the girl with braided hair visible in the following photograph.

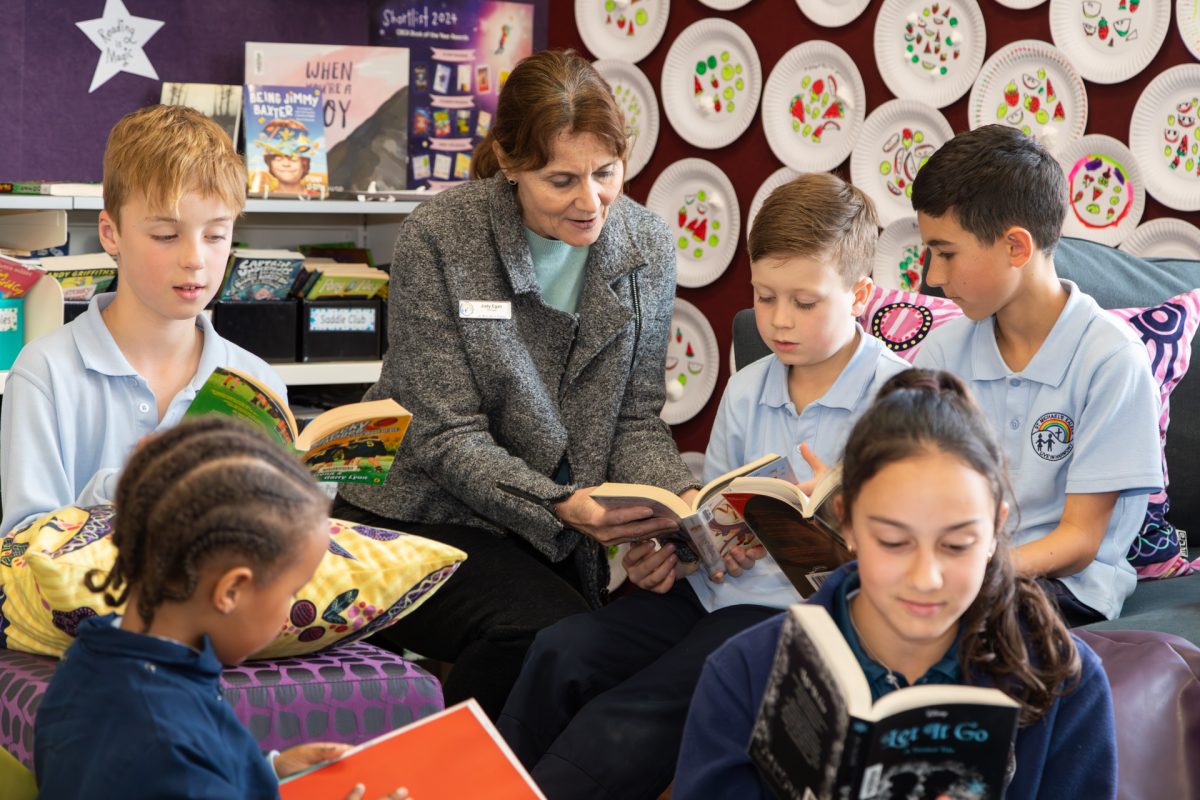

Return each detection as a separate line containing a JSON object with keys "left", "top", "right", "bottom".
{"left": 34, "top": 417, "right": 407, "bottom": 800}
{"left": 673, "top": 369, "right": 1117, "bottom": 799}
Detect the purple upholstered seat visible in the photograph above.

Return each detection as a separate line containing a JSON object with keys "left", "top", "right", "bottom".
{"left": 0, "top": 641, "right": 442, "bottom": 771}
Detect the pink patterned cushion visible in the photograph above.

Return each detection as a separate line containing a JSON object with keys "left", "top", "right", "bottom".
{"left": 857, "top": 286, "right": 963, "bottom": 362}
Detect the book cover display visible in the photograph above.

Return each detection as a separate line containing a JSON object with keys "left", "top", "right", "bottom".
{"left": 243, "top": 84, "right": 329, "bottom": 198}
{"left": 160, "top": 82, "right": 243, "bottom": 147}
{"left": 245, "top": 44, "right": 410, "bottom": 193}
{"left": 370, "top": 1, "right": 548, "bottom": 190}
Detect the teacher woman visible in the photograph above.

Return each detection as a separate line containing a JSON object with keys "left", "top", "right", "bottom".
{"left": 334, "top": 49, "right": 698, "bottom": 718}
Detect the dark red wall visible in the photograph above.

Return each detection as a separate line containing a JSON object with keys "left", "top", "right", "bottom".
{"left": 547, "top": 1, "right": 1199, "bottom": 454}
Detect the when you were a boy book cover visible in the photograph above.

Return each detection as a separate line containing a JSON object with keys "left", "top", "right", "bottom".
{"left": 244, "top": 84, "right": 328, "bottom": 198}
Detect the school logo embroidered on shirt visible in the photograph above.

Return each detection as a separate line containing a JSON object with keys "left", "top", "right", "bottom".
{"left": 1031, "top": 413, "right": 1074, "bottom": 462}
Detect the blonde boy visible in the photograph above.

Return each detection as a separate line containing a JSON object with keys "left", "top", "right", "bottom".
{"left": 1, "top": 105, "right": 286, "bottom": 534}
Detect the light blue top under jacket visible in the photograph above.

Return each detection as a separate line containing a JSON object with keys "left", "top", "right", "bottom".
{"left": 0, "top": 293, "right": 286, "bottom": 535}
{"left": 689, "top": 328, "right": 908, "bottom": 612}
{"left": 523, "top": 226, "right": 589, "bottom": 315}
{"left": 915, "top": 280, "right": 1162, "bottom": 619}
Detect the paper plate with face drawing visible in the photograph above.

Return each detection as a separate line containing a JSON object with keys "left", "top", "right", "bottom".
{"left": 575, "top": 0, "right": 669, "bottom": 63}
{"left": 873, "top": 0, "right": 987, "bottom": 108}
{"left": 1049, "top": 0, "right": 1171, "bottom": 83}
{"left": 593, "top": 59, "right": 659, "bottom": 181}
{"left": 646, "top": 158, "right": 742, "bottom": 288}
{"left": 661, "top": 298, "right": 720, "bottom": 425}
{"left": 1057, "top": 134, "right": 1146, "bottom": 246}
{"left": 1119, "top": 217, "right": 1200, "bottom": 258}
{"left": 1129, "top": 64, "right": 1200, "bottom": 211}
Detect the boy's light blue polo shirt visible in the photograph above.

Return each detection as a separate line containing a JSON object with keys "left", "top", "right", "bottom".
{"left": 689, "top": 327, "right": 909, "bottom": 612}
{"left": 915, "top": 280, "right": 1162, "bottom": 619}
{"left": 0, "top": 293, "right": 288, "bottom": 535}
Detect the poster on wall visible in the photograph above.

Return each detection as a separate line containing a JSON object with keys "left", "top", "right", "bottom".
{"left": 369, "top": 1, "right": 548, "bottom": 191}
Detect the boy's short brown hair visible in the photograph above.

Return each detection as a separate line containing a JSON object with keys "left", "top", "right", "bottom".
{"left": 102, "top": 105, "right": 245, "bottom": 227}
{"left": 747, "top": 172, "right": 878, "bottom": 286}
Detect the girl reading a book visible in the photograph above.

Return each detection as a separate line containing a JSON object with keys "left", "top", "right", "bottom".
{"left": 673, "top": 369, "right": 1117, "bottom": 798}
{"left": 35, "top": 418, "right": 407, "bottom": 800}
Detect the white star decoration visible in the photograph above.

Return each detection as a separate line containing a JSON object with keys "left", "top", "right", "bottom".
{"left": 75, "top": 0, "right": 164, "bottom": 93}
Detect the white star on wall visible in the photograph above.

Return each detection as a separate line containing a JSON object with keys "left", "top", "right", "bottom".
{"left": 76, "top": 0, "right": 164, "bottom": 93}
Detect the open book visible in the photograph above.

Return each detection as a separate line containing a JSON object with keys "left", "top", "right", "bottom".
{"left": 185, "top": 366, "right": 410, "bottom": 484}
{"left": 724, "top": 464, "right": 850, "bottom": 598}
{"left": 279, "top": 699, "right": 545, "bottom": 799}
{"left": 590, "top": 453, "right": 796, "bottom": 576}
{"left": 749, "top": 604, "right": 1019, "bottom": 800}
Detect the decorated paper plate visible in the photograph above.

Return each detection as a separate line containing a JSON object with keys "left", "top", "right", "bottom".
{"left": 660, "top": 19, "right": 763, "bottom": 149}
{"left": 1129, "top": 64, "right": 1200, "bottom": 211}
{"left": 1049, "top": 0, "right": 1171, "bottom": 84}
{"left": 993, "top": 0, "right": 1048, "bottom": 10}
{"left": 699, "top": 0, "right": 754, "bottom": 8}
{"left": 850, "top": 99, "right": 954, "bottom": 227}
{"left": 594, "top": 59, "right": 660, "bottom": 181}
{"left": 795, "top": 0, "right": 873, "bottom": 27}
{"left": 968, "top": 40, "right": 1087, "bottom": 156}
{"left": 873, "top": 217, "right": 930, "bottom": 292}
{"left": 1057, "top": 134, "right": 1146, "bottom": 246}
{"left": 746, "top": 167, "right": 803, "bottom": 239}
{"left": 761, "top": 42, "right": 866, "bottom": 172}
{"left": 662, "top": 298, "right": 720, "bottom": 425}
{"left": 1119, "top": 217, "right": 1200, "bottom": 258}
{"left": 1181, "top": 0, "right": 1200, "bottom": 61}
{"left": 575, "top": 0, "right": 669, "bottom": 63}
{"left": 647, "top": 158, "right": 742, "bottom": 288}
{"left": 873, "top": 0, "right": 986, "bottom": 109}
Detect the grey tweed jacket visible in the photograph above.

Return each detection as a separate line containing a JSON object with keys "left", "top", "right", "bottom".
{"left": 340, "top": 174, "right": 698, "bottom": 606}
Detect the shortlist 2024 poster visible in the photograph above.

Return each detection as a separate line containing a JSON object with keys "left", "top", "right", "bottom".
{"left": 370, "top": 1, "right": 548, "bottom": 191}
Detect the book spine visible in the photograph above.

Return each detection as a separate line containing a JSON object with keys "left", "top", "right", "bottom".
{"left": 0, "top": 182, "right": 50, "bottom": 195}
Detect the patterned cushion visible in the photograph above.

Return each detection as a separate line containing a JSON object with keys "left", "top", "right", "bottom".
{"left": 0, "top": 507, "right": 465, "bottom": 658}
{"left": 856, "top": 286, "right": 963, "bottom": 362}
{"left": 0, "top": 641, "right": 443, "bottom": 771}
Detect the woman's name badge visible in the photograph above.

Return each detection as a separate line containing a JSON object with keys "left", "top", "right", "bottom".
{"left": 459, "top": 300, "right": 512, "bottom": 319}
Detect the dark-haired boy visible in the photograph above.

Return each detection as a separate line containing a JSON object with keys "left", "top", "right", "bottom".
{"left": 912, "top": 124, "right": 1161, "bottom": 624}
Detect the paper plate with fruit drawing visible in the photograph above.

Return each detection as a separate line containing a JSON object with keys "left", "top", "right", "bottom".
{"left": 1049, "top": 0, "right": 1171, "bottom": 84}
{"left": 575, "top": 0, "right": 669, "bottom": 63}
{"left": 747, "top": 167, "right": 803, "bottom": 240}
{"left": 660, "top": 18, "right": 763, "bottom": 149}
{"left": 661, "top": 298, "right": 720, "bottom": 425}
{"left": 761, "top": 41, "right": 866, "bottom": 172}
{"left": 968, "top": 40, "right": 1087, "bottom": 157}
{"left": 796, "top": 0, "right": 874, "bottom": 27}
{"left": 1129, "top": 64, "right": 1200, "bottom": 211}
{"left": 593, "top": 59, "right": 660, "bottom": 181}
{"left": 1119, "top": 218, "right": 1200, "bottom": 258}
{"left": 874, "top": 217, "right": 931, "bottom": 292}
{"left": 1180, "top": 0, "right": 1200, "bottom": 61}
{"left": 873, "top": 0, "right": 987, "bottom": 109}
{"left": 646, "top": 158, "right": 742, "bottom": 288}
{"left": 850, "top": 99, "right": 954, "bottom": 227}
{"left": 1057, "top": 134, "right": 1145, "bottom": 246}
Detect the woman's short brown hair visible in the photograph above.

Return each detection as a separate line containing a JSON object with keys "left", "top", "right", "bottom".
{"left": 472, "top": 49, "right": 628, "bottom": 179}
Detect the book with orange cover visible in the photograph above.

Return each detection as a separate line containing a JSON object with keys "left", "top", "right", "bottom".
{"left": 279, "top": 699, "right": 545, "bottom": 800}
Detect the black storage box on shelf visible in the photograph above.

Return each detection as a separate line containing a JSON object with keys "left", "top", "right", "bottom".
{"left": 299, "top": 298, "right": 382, "bottom": 362}
{"left": 211, "top": 299, "right": 299, "bottom": 363}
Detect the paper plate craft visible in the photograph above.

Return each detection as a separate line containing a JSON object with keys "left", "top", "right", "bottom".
{"left": 1180, "top": 0, "right": 1200, "bottom": 61}
{"left": 575, "top": 0, "right": 669, "bottom": 63}
{"left": 873, "top": 217, "right": 931, "bottom": 292}
{"left": 661, "top": 298, "right": 720, "bottom": 425}
{"left": 646, "top": 158, "right": 742, "bottom": 288}
{"left": 1119, "top": 218, "right": 1200, "bottom": 258}
{"left": 1049, "top": 0, "right": 1171, "bottom": 84}
{"left": 993, "top": 0, "right": 1048, "bottom": 10}
{"left": 850, "top": 99, "right": 954, "bottom": 227}
{"left": 660, "top": 19, "right": 763, "bottom": 149}
{"left": 746, "top": 167, "right": 803, "bottom": 239}
{"left": 1057, "top": 134, "right": 1145, "bottom": 246}
{"left": 699, "top": 0, "right": 755, "bottom": 7}
{"left": 1129, "top": 64, "right": 1200, "bottom": 212}
{"left": 968, "top": 40, "right": 1087, "bottom": 156}
{"left": 873, "top": 0, "right": 986, "bottom": 109}
{"left": 761, "top": 42, "right": 866, "bottom": 173}
{"left": 795, "top": 0, "right": 873, "bottom": 27}
{"left": 593, "top": 59, "right": 660, "bottom": 181}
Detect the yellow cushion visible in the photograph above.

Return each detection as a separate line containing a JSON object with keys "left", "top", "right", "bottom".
{"left": 0, "top": 746, "right": 36, "bottom": 800}
{"left": 0, "top": 505, "right": 465, "bottom": 660}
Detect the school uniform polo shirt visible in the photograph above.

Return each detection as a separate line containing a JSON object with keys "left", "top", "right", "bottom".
{"left": 0, "top": 293, "right": 287, "bottom": 535}
{"left": 915, "top": 280, "right": 1161, "bottom": 619}
{"left": 690, "top": 328, "right": 909, "bottom": 613}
